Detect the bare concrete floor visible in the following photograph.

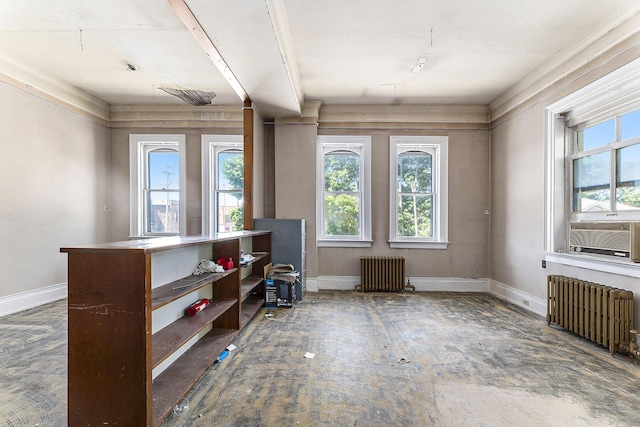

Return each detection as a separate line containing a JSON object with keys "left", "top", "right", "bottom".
{"left": 1, "top": 291, "right": 640, "bottom": 426}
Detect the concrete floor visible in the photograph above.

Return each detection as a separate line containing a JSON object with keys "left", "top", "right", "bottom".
{"left": 1, "top": 292, "right": 640, "bottom": 426}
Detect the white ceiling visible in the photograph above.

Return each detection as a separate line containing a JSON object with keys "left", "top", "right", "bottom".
{"left": 0, "top": 0, "right": 637, "bottom": 118}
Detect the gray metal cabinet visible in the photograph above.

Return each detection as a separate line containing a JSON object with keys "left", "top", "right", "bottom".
{"left": 254, "top": 218, "right": 305, "bottom": 300}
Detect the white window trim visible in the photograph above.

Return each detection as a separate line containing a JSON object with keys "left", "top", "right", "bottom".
{"left": 201, "top": 135, "right": 243, "bottom": 235}
{"left": 544, "top": 57, "right": 640, "bottom": 276}
{"left": 316, "top": 135, "right": 372, "bottom": 247}
{"left": 129, "top": 134, "right": 186, "bottom": 237}
{"left": 389, "top": 136, "right": 449, "bottom": 249}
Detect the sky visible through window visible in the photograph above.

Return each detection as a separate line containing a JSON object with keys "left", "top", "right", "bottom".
{"left": 149, "top": 150, "right": 179, "bottom": 204}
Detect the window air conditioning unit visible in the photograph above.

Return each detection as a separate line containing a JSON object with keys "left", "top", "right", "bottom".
{"left": 569, "top": 222, "right": 640, "bottom": 262}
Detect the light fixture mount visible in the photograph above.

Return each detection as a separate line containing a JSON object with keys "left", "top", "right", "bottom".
{"left": 411, "top": 56, "right": 428, "bottom": 73}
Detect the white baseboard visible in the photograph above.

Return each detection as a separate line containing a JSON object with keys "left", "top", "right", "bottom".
{"left": 0, "top": 283, "right": 67, "bottom": 318}
{"left": 307, "top": 276, "right": 545, "bottom": 318}
{"left": 313, "top": 276, "right": 490, "bottom": 292}
{"left": 489, "top": 279, "right": 546, "bottom": 318}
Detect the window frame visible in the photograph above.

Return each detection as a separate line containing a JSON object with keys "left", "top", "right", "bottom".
{"left": 544, "top": 57, "right": 640, "bottom": 275}
{"left": 129, "top": 134, "right": 186, "bottom": 237}
{"left": 389, "top": 135, "right": 449, "bottom": 249}
{"left": 201, "top": 135, "right": 244, "bottom": 234}
{"left": 316, "top": 135, "right": 372, "bottom": 247}
{"left": 568, "top": 114, "right": 640, "bottom": 221}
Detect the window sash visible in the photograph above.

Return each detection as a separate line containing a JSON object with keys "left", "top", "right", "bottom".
{"left": 316, "top": 135, "right": 371, "bottom": 246}
{"left": 201, "top": 135, "right": 243, "bottom": 234}
{"left": 129, "top": 135, "right": 186, "bottom": 237}
{"left": 389, "top": 136, "right": 448, "bottom": 248}
{"left": 569, "top": 108, "right": 640, "bottom": 215}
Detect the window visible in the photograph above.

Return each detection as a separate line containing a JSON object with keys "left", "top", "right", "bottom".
{"left": 545, "top": 57, "right": 640, "bottom": 272}
{"left": 202, "top": 135, "right": 244, "bottom": 234}
{"left": 130, "top": 134, "right": 186, "bottom": 236}
{"left": 316, "top": 135, "right": 371, "bottom": 247}
{"left": 570, "top": 110, "right": 640, "bottom": 217}
{"left": 389, "top": 136, "right": 448, "bottom": 249}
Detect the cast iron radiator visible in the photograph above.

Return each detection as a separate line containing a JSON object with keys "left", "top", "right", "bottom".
{"left": 546, "top": 275, "right": 634, "bottom": 356}
{"left": 356, "top": 256, "right": 411, "bottom": 291}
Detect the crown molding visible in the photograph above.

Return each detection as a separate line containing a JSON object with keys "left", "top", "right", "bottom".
{"left": 109, "top": 104, "right": 244, "bottom": 128}
{"left": 317, "top": 104, "right": 490, "bottom": 129}
{"left": 0, "top": 53, "right": 109, "bottom": 124}
{"left": 490, "top": 3, "right": 640, "bottom": 121}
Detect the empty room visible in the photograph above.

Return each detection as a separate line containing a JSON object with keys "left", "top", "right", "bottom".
{"left": 1, "top": 1, "right": 640, "bottom": 426}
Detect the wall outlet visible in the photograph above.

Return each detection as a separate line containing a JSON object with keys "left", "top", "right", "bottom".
{"left": 522, "top": 299, "right": 530, "bottom": 306}
{"left": 541, "top": 260, "right": 546, "bottom": 268}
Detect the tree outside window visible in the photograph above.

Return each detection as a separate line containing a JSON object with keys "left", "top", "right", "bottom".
{"left": 316, "top": 135, "right": 371, "bottom": 247}
{"left": 389, "top": 136, "right": 448, "bottom": 249}
{"left": 216, "top": 149, "right": 244, "bottom": 232}
{"left": 324, "top": 150, "right": 360, "bottom": 236}
{"left": 397, "top": 151, "right": 433, "bottom": 237}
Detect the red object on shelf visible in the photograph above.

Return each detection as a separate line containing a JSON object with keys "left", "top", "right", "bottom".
{"left": 186, "top": 298, "right": 210, "bottom": 316}
{"left": 217, "top": 257, "right": 234, "bottom": 270}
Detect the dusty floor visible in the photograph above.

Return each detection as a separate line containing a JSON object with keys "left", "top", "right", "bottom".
{"left": 1, "top": 292, "right": 640, "bottom": 426}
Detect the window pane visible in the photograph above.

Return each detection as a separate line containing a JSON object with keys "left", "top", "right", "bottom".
{"left": 146, "top": 190, "right": 179, "bottom": 233}
{"left": 324, "top": 151, "right": 360, "bottom": 191}
{"left": 324, "top": 193, "right": 360, "bottom": 235}
{"left": 217, "top": 150, "right": 243, "bottom": 191}
{"left": 148, "top": 149, "right": 179, "bottom": 190}
{"left": 397, "top": 151, "right": 432, "bottom": 193}
{"left": 217, "top": 192, "right": 243, "bottom": 232}
{"left": 573, "top": 152, "right": 611, "bottom": 211}
{"left": 397, "top": 194, "right": 432, "bottom": 237}
{"left": 621, "top": 109, "right": 640, "bottom": 141}
{"left": 576, "top": 119, "right": 615, "bottom": 152}
{"left": 616, "top": 144, "right": 640, "bottom": 210}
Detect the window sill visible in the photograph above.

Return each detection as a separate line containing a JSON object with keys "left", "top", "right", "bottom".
{"left": 317, "top": 239, "right": 373, "bottom": 248}
{"left": 545, "top": 252, "right": 640, "bottom": 279}
{"left": 388, "top": 240, "right": 449, "bottom": 249}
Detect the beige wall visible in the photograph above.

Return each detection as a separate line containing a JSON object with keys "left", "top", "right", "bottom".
{"left": 489, "top": 30, "right": 640, "bottom": 313}
{"left": 0, "top": 82, "right": 109, "bottom": 299}
{"left": 108, "top": 126, "right": 244, "bottom": 241}
{"left": 490, "top": 100, "right": 546, "bottom": 297}
{"left": 274, "top": 116, "right": 491, "bottom": 281}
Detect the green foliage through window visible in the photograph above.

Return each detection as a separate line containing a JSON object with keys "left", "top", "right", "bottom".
{"left": 397, "top": 151, "right": 433, "bottom": 237}
{"left": 323, "top": 150, "right": 361, "bottom": 236}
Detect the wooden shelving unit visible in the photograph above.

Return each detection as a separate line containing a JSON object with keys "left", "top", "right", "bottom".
{"left": 61, "top": 231, "right": 271, "bottom": 427}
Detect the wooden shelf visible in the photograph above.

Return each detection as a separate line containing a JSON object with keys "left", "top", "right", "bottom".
{"left": 241, "top": 296, "right": 265, "bottom": 329}
{"left": 62, "top": 231, "right": 271, "bottom": 427}
{"left": 239, "top": 251, "right": 269, "bottom": 267}
{"left": 152, "top": 268, "right": 237, "bottom": 310}
{"left": 241, "top": 274, "right": 264, "bottom": 300}
{"left": 152, "top": 298, "right": 237, "bottom": 368}
{"left": 152, "top": 328, "right": 238, "bottom": 427}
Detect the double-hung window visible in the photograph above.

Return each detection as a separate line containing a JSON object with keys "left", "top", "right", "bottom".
{"left": 389, "top": 136, "right": 448, "bottom": 249}
{"left": 570, "top": 109, "right": 640, "bottom": 219}
{"left": 202, "top": 135, "right": 244, "bottom": 234}
{"left": 316, "top": 135, "right": 371, "bottom": 247}
{"left": 130, "top": 134, "right": 186, "bottom": 236}
{"left": 545, "top": 58, "right": 640, "bottom": 273}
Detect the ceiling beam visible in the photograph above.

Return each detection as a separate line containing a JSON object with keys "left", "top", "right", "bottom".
{"left": 167, "top": 0, "right": 249, "bottom": 102}
{"left": 265, "top": 0, "right": 304, "bottom": 113}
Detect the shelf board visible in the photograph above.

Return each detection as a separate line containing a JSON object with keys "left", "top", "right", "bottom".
{"left": 239, "top": 251, "right": 269, "bottom": 268}
{"left": 152, "top": 328, "right": 237, "bottom": 427}
{"left": 241, "top": 274, "right": 264, "bottom": 300}
{"left": 152, "top": 298, "right": 237, "bottom": 368}
{"left": 241, "top": 296, "right": 264, "bottom": 329}
{"left": 152, "top": 268, "right": 237, "bottom": 310}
